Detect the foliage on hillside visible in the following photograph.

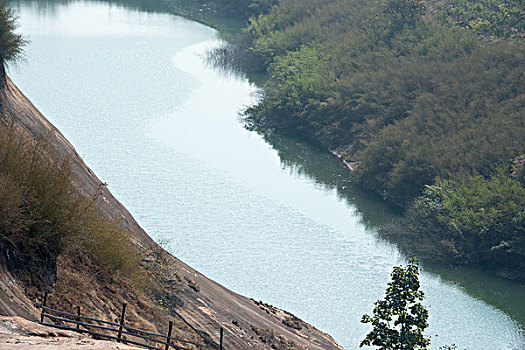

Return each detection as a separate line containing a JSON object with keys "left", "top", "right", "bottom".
{"left": 242, "top": 0, "right": 524, "bottom": 203}
{"left": 384, "top": 167, "right": 525, "bottom": 279}
{"left": 208, "top": 0, "right": 525, "bottom": 277}
{"left": 356, "top": 42, "right": 524, "bottom": 204}
{"left": 0, "top": 121, "right": 142, "bottom": 283}
{"left": 438, "top": 0, "right": 524, "bottom": 39}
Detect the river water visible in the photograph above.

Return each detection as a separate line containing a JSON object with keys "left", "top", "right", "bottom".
{"left": 8, "top": 1, "right": 524, "bottom": 349}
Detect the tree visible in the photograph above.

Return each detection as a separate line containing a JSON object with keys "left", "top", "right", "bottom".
{"left": 383, "top": 0, "right": 426, "bottom": 31}
{"left": 360, "top": 257, "right": 430, "bottom": 350}
{"left": 0, "top": 2, "right": 27, "bottom": 83}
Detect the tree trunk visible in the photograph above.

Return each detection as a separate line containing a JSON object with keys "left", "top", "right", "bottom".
{"left": 0, "top": 61, "right": 6, "bottom": 89}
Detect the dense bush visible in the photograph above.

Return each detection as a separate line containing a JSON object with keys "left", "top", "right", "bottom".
{"left": 0, "top": 121, "right": 142, "bottom": 282}
{"left": 385, "top": 168, "right": 525, "bottom": 278}
{"left": 240, "top": 0, "right": 525, "bottom": 205}
{"left": 438, "top": 0, "right": 524, "bottom": 39}
{"left": 356, "top": 41, "right": 525, "bottom": 204}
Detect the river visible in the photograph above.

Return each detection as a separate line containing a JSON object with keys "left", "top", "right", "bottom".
{"left": 7, "top": 1, "right": 525, "bottom": 349}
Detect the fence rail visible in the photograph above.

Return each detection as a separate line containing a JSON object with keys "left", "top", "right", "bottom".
{"left": 39, "top": 293, "right": 224, "bottom": 350}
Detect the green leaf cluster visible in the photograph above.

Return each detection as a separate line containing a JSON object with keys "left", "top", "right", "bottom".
{"left": 361, "top": 257, "right": 430, "bottom": 350}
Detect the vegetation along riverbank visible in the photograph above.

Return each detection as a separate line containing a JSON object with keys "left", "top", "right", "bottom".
{"left": 172, "top": 0, "right": 525, "bottom": 281}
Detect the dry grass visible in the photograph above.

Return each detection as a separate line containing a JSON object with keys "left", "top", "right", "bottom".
{"left": 0, "top": 119, "right": 210, "bottom": 348}
{"left": 0, "top": 119, "right": 143, "bottom": 284}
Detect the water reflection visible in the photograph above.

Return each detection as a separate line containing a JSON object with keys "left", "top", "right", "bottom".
{"left": 426, "top": 263, "right": 525, "bottom": 326}
{"left": 251, "top": 116, "right": 525, "bottom": 330}
{"left": 10, "top": 0, "right": 170, "bottom": 14}
{"left": 257, "top": 129, "right": 401, "bottom": 228}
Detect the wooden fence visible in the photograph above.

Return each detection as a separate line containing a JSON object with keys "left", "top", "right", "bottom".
{"left": 39, "top": 293, "right": 224, "bottom": 350}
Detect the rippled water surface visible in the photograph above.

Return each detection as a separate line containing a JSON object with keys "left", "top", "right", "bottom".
{"left": 8, "top": 1, "right": 525, "bottom": 348}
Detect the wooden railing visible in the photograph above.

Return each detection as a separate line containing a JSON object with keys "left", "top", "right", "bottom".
{"left": 39, "top": 293, "right": 224, "bottom": 350}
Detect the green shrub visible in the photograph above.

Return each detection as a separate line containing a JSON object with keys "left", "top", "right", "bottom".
{"left": 390, "top": 168, "right": 525, "bottom": 277}
{"left": 0, "top": 123, "right": 77, "bottom": 261}
{"left": 438, "top": 0, "right": 524, "bottom": 39}
{"left": 72, "top": 206, "right": 143, "bottom": 281}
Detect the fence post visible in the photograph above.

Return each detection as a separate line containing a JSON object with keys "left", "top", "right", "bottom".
{"left": 165, "top": 320, "right": 173, "bottom": 350}
{"left": 117, "top": 303, "right": 127, "bottom": 343}
{"left": 40, "top": 292, "right": 48, "bottom": 323}
{"left": 172, "top": 309, "right": 210, "bottom": 346}
{"left": 76, "top": 306, "right": 81, "bottom": 330}
{"left": 220, "top": 327, "right": 223, "bottom": 350}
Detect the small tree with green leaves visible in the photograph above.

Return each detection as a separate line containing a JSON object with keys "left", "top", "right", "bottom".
{"left": 360, "top": 257, "right": 430, "bottom": 350}
{"left": 0, "top": 2, "right": 27, "bottom": 81}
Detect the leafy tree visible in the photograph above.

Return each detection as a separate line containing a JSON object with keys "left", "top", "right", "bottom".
{"left": 0, "top": 2, "right": 26, "bottom": 64}
{"left": 0, "top": 2, "right": 27, "bottom": 83}
{"left": 383, "top": 0, "right": 426, "bottom": 31}
{"left": 361, "top": 257, "right": 430, "bottom": 350}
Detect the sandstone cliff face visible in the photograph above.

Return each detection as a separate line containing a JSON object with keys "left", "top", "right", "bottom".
{"left": 0, "top": 76, "right": 343, "bottom": 350}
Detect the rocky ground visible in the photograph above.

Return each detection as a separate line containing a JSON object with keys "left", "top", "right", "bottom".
{"left": 0, "top": 316, "right": 143, "bottom": 349}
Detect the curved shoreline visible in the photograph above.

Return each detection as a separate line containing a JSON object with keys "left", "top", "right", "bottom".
{"left": 0, "top": 76, "right": 343, "bottom": 349}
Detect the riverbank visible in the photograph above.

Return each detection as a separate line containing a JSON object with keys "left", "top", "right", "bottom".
{"left": 212, "top": 0, "right": 525, "bottom": 283}
{"left": 0, "top": 73, "right": 343, "bottom": 350}
{"left": 329, "top": 147, "right": 358, "bottom": 172}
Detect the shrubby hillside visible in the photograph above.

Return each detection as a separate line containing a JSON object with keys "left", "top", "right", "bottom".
{"left": 208, "top": 0, "right": 525, "bottom": 278}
